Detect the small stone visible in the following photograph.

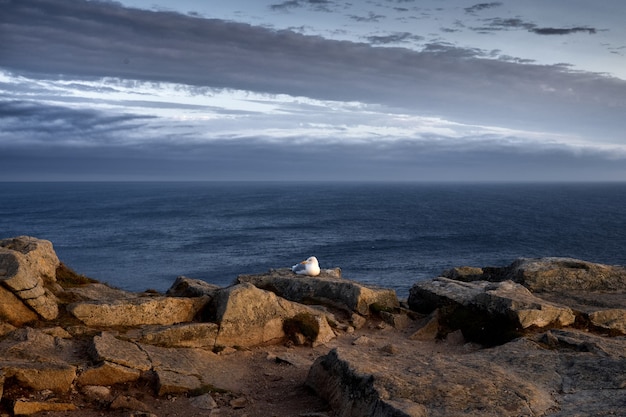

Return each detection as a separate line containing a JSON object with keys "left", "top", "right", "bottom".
{"left": 409, "top": 310, "right": 440, "bottom": 341}
{"left": 189, "top": 393, "right": 218, "bottom": 410}
{"left": 109, "top": 395, "right": 151, "bottom": 412}
{"left": 275, "top": 353, "right": 314, "bottom": 368}
{"left": 293, "top": 332, "right": 308, "bottom": 346}
{"left": 230, "top": 396, "right": 247, "bottom": 409}
{"left": 352, "top": 335, "right": 374, "bottom": 346}
{"left": 41, "top": 326, "right": 72, "bottom": 339}
{"left": 445, "top": 329, "right": 466, "bottom": 346}
{"left": 218, "top": 346, "right": 237, "bottom": 355}
{"left": 350, "top": 314, "right": 367, "bottom": 329}
{"left": 380, "top": 344, "right": 399, "bottom": 355}
{"left": 81, "top": 385, "right": 112, "bottom": 401}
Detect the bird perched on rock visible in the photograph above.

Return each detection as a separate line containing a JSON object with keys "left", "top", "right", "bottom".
{"left": 291, "top": 256, "right": 321, "bottom": 276}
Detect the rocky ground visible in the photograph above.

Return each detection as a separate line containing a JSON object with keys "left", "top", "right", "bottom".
{"left": 1, "top": 236, "right": 625, "bottom": 417}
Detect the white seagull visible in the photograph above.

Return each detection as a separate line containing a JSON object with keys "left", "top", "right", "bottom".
{"left": 291, "top": 256, "right": 321, "bottom": 276}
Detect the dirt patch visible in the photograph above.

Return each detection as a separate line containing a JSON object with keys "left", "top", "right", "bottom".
{"left": 11, "top": 318, "right": 455, "bottom": 417}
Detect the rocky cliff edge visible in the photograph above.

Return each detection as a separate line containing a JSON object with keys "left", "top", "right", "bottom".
{"left": 1, "top": 236, "right": 625, "bottom": 417}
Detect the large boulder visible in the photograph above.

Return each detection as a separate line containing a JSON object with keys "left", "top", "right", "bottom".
{"left": 0, "top": 237, "right": 60, "bottom": 320}
{"left": 67, "top": 295, "right": 208, "bottom": 327}
{"left": 504, "top": 257, "right": 626, "bottom": 292}
{"left": 408, "top": 278, "right": 575, "bottom": 344}
{"left": 236, "top": 268, "right": 398, "bottom": 315}
{"left": 0, "top": 236, "right": 59, "bottom": 284}
{"left": 209, "top": 282, "right": 335, "bottom": 347}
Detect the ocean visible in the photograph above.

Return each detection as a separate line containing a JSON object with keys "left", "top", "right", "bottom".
{"left": 1, "top": 182, "right": 625, "bottom": 298}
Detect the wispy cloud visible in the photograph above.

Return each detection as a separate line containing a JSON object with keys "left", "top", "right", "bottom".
{"left": 474, "top": 17, "right": 598, "bottom": 36}
{"left": 464, "top": 2, "right": 503, "bottom": 15}
{"left": 365, "top": 32, "right": 423, "bottom": 45}
{"left": 270, "top": 0, "right": 333, "bottom": 12}
{"left": 348, "top": 12, "right": 386, "bottom": 23}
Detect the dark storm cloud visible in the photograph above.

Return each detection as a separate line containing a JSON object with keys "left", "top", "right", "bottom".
{"left": 0, "top": 0, "right": 624, "bottom": 140}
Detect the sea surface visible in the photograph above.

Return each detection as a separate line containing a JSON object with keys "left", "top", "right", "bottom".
{"left": 2, "top": 182, "right": 626, "bottom": 298}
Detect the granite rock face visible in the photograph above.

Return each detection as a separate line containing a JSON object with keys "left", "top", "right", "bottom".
{"left": 237, "top": 268, "right": 399, "bottom": 315}
{"left": 0, "top": 236, "right": 60, "bottom": 320}
{"left": 209, "top": 282, "right": 335, "bottom": 347}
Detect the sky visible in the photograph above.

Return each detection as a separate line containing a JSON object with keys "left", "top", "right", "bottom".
{"left": 1, "top": 0, "right": 625, "bottom": 182}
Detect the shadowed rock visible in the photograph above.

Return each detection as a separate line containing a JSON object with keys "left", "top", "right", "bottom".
{"left": 408, "top": 278, "right": 575, "bottom": 344}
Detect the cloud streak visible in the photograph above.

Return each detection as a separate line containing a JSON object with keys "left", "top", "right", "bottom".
{"left": 1, "top": 0, "right": 625, "bottom": 181}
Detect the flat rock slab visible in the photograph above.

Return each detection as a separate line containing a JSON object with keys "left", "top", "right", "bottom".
{"left": 135, "top": 322, "right": 219, "bottom": 348}
{"left": 91, "top": 331, "right": 151, "bottom": 371}
{"left": 77, "top": 360, "right": 142, "bottom": 386}
{"left": 67, "top": 295, "right": 208, "bottom": 326}
{"left": 0, "top": 360, "right": 76, "bottom": 393}
{"left": 139, "top": 343, "right": 240, "bottom": 394}
{"left": 12, "top": 400, "right": 76, "bottom": 415}
{"left": 307, "top": 329, "right": 626, "bottom": 417}
{"left": 63, "top": 283, "right": 138, "bottom": 302}
{"left": 237, "top": 268, "right": 398, "bottom": 315}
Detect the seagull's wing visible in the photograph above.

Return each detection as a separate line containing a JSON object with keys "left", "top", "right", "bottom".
{"left": 292, "top": 262, "right": 306, "bottom": 274}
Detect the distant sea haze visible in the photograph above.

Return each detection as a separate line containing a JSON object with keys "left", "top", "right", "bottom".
{"left": 2, "top": 182, "right": 626, "bottom": 298}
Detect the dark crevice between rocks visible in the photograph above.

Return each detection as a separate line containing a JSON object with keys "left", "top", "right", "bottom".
{"left": 438, "top": 304, "right": 523, "bottom": 347}
{"left": 283, "top": 312, "right": 321, "bottom": 346}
